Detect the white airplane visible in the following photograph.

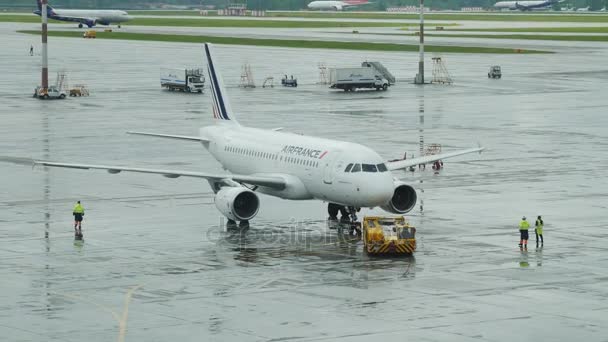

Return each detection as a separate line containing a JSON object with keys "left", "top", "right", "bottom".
{"left": 1, "top": 44, "right": 484, "bottom": 227}
{"left": 494, "top": 0, "right": 559, "bottom": 10}
{"left": 576, "top": 6, "right": 590, "bottom": 11}
{"left": 307, "top": 0, "right": 371, "bottom": 11}
{"left": 33, "top": 0, "right": 133, "bottom": 28}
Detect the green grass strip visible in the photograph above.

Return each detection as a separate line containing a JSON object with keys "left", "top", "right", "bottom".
{"left": 0, "top": 14, "right": 426, "bottom": 28}
{"left": 450, "top": 26, "right": 608, "bottom": 33}
{"left": 17, "top": 30, "right": 549, "bottom": 53}
{"left": 421, "top": 33, "right": 608, "bottom": 42}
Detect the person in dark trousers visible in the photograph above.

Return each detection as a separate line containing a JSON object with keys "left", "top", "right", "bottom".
{"left": 73, "top": 201, "right": 85, "bottom": 237}
{"left": 519, "top": 216, "right": 530, "bottom": 249}
{"left": 535, "top": 215, "right": 544, "bottom": 245}
{"left": 29, "top": 45, "right": 34, "bottom": 56}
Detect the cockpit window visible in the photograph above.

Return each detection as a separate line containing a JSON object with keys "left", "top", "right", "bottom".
{"left": 344, "top": 163, "right": 353, "bottom": 172}
{"left": 351, "top": 163, "right": 361, "bottom": 173}
{"left": 362, "top": 164, "right": 378, "bottom": 172}
{"left": 377, "top": 163, "right": 388, "bottom": 172}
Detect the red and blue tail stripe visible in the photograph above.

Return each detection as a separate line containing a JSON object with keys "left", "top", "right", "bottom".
{"left": 204, "top": 43, "right": 236, "bottom": 123}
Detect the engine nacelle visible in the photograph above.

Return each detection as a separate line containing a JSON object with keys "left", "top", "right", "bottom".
{"left": 380, "top": 182, "right": 417, "bottom": 214}
{"left": 214, "top": 187, "right": 260, "bottom": 221}
{"left": 333, "top": 5, "right": 343, "bottom": 10}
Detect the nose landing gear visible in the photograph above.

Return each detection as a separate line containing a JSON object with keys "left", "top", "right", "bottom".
{"left": 327, "top": 203, "right": 361, "bottom": 236}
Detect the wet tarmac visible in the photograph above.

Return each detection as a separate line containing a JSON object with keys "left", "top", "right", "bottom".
{"left": 1, "top": 23, "right": 608, "bottom": 341}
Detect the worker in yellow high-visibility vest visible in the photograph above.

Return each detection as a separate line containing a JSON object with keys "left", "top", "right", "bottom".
{"left": 73, "top": 201, "right": 85, "bottom": 238}
{"left": 535, "top": 215, "right": 544, "bottom": 246}
{"left": 519, "top": 216, "right": 530, "bottom": 249}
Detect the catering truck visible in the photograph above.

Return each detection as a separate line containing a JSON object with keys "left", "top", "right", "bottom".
{"left": 160, "top": 68, "right": 205, "bottom": 93}
{"left": 329, "top": 62, "right": 394, "bottom": 92}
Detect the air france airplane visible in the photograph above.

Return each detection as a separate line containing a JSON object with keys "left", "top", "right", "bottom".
{"left": 493, "top": 0, "right": 560, "bottom": 11}
{"left": 307, "top": 0, "right": 371, "bottom": 11}
{"left": 4, "top": 44, "right": 484, "bottom": 227}
{"left": 33, "top": 0, "right": 133, "bottom": 28}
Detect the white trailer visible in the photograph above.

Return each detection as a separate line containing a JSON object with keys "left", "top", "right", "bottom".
{"left": 329, "top": 67, "right": 390, "bottom": 92}
{"left": 160, "top": 68, "right": 205, "bottom": 93}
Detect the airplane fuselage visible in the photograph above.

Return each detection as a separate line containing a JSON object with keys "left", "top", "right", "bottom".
{"left": 202, "top": 124, "right": 395, "bottom": 208}
{"left": 34, "top": 7, "right": 132, "bottom": 26}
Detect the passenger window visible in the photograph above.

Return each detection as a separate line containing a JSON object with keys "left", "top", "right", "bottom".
{"left": 344, "top": 163, "right": 353, "bottom": 172}
{"left": 362, "top": 164, "right": 377, "bottom": 172}
{"left": 351, "top": 164, "right": 361, "bottom": 173}
{"left": 377, "top": 163, "right": 388, "bottom": 172}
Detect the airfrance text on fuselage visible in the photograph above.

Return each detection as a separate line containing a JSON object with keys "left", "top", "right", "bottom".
{"left": 281, "top": 145, "right": 327, "bottom": 159}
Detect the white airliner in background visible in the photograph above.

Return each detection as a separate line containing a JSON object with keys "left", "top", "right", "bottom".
{"left": 307, "top": 0, "right": 371, "bottom": 11}
{"left": 34, "top": 0, "right": 133, "bottom": 28}
{"left": 494, "top": 0, "right": 560, "bottom": 10}
{"left": 2, "top": 44, "right": 484, "bottom": 227}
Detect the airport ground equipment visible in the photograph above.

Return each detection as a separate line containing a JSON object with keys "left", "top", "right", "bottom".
{"left": 430, "top": 57, "right": 453, "bottom": 84}
{"left": 69, "top": 84, "right": 89, "bottom": 97}
{"left": 83, "top": 30, "right": 96, "bottom": 38}
{"left": 262, "top": 77, "right": 274, "bottom": 88}
{"left": 160, "top": 68, "right": 205, "bottom": 93}
{"left": 34, "top": 71, "right": 67, "bottom": 99}
{"left": 329, "top": 67, "right": 390, "bottom": 91}
{"left": 239, "top": 63, "right": 256, "bottom": 88}
{"left": 363, "top": 216, "right": 416, "bottom": 255}
{"left": 281, "top": 75, "right": 298, "bottom": 87}
{"left": 488, "top": 65, "right": 502, "bottom": 79}
{"left": 361, "top": 61, "right": 395, "bottom": 84}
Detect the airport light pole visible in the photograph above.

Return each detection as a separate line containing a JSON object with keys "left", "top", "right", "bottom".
{"left": 41, "top": 0, "right": 48, "bottom": 90}
{"left": 414, "top": 0, "right": 425, "bottom": 84}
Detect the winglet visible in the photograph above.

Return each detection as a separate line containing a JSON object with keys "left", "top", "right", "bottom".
{"left": 204, "top": 43, "right": 238, "bottom": 124}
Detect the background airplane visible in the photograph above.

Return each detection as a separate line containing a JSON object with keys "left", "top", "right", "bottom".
{"left": 307, "top": 0, "right": 371, "bottom": 11}
{"left": 1, "top": 44, "right": 483, "bottom": 227}
{"left": 33, "top": 0, "right": 133, "bottom": 28}
{"left": 493, "top": 0, "right": 560, "bottom": 10}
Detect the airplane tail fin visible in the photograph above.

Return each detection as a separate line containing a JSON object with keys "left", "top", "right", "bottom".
{"left": 36, "top": 0, "right": 54, "bottom": 14}
{"left": 204, "top": 43, "right": 239, "bottom": 125}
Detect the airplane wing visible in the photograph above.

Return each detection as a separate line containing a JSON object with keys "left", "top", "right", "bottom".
{"left": 127, "top": 131, "right": 209, "bottom": 142}
{"left": 0, "top": 156, "right": 286, "bottom": 190}
{"left": 385, "top": 146, "right": 485, "bottom": 171}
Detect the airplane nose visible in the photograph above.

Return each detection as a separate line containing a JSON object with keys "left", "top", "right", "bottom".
{"left": 360, "top": 174, "right": 393, "bottom": 206}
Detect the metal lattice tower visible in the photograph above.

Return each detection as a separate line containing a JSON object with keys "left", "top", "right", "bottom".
{"left": 239, "top": 63, "right": 256, "bottom": 88}
{"left": 431, "top": 57, "right": 453, "bottom": 84}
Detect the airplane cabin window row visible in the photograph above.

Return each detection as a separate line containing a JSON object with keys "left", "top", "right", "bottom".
{"left": 224, "top": 145, "right": 320, "bottom": 168}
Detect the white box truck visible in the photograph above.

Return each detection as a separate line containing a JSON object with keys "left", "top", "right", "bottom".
{"left": 160, "top": 68, "right": 205, "bottom": 93}
{"left": 329, "top": 67, "right": 390, "bottom": 91}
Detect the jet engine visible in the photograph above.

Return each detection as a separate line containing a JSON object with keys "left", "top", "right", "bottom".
{"left": 381, "top": 182, "right": 417, "bottom": 214}
{"left": 214, "top": 187, "right": 260, "bottom": 221}
{"left": 333, "top": 5, "right": 343, "bottom": 10}
{"left": 84, "top": 19, "right": 97, "bottom": 27}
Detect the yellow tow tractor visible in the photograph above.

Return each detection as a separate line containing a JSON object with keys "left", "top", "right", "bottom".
{"left": 363, "top": 216, "right": 416, "bottom": 255}
{"left": 83, "top": 30, "right": 96, "bottom": 38}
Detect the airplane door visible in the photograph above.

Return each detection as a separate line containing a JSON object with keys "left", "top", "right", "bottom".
{"left": 323, "top": 151, "right": 342, "bottom": 185}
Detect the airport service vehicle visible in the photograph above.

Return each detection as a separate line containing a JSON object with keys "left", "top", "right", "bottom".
{"left": 69, "top": 85, "right": 90, "bottom": 97}
{"left": 329, "top": 67, "right": 390, "bottom": 91}
{"left": 488, "top": 66, "right": 502, "bottom": 79}
{"left": 281, "top": 75, "right": 298, "bottom": 87}
{"left": 33, "top": 85, "right": 66, "bottom": 99}
{"left": 160, "top": 68, "right": 205, "bottom": 93}
{"left": 307, "top": 0, "right": 370, "bottom": 11}
{"left": 363, "top": 216, "right": 416, "bottom": 255}
{"left": 83, "top": 30, "right": 96, "bottom": 38}
{"left": 33, "top": 0, "right": 133, "bottom": 28}
{"left": 10, "top": 44, "right": 484, "bottom": 228}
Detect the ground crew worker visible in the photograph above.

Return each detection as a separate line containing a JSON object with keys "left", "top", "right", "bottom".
{"left": 29, "top": 45, "right": 34, "bottom": 56}
{"left": 519, "top": 216, "right": 530, "bottom": 249}
{"left": 73, "top": 201, "right": 84, "bottom": 237}
{"left": 535, "top": 215, "right": 544, "bottom": 245}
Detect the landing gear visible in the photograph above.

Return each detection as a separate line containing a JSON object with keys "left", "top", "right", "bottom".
{"left": 78, "top": 23, "right": 83, "bottom": 28}
{"left": 327, "top": 203, "right": 361, "bottom": 236}
{"left": 226, "top": 218, "right": 249, "bottom": 230}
